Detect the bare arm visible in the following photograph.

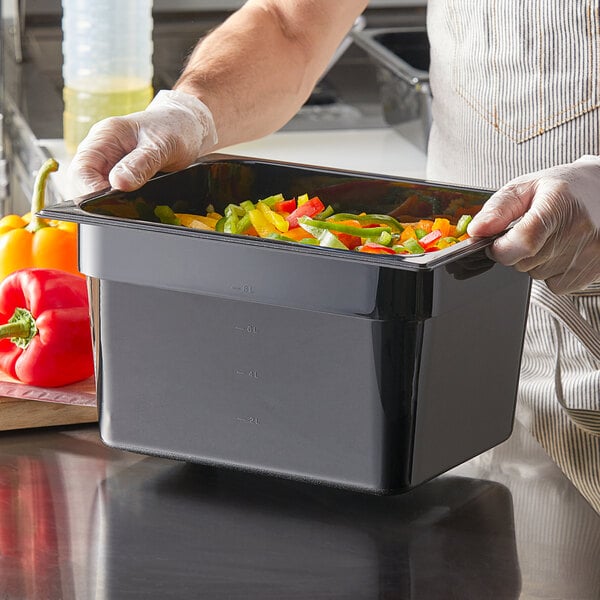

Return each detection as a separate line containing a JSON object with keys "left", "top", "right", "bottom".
{"left": 174, "top": 0, "right": 368, "bottom": 149}
{"left": 68, "top": 0, "right": 368, "bottom": 193}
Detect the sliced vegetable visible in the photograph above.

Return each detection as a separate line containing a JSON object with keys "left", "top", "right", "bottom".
{"left": 286, "top": 197, "right": 326, "bottom": 228}
{"left": 298, "top": 216, "right": 392, "bottom": 239}
{"left": 154, "top": 205, "right": 181, "bottom": 226}
{"left": 418, "top": 229, "right": 443, "bottom": 249}
{"left": 297, "top": 217, "right": 348, "bottom": 249}
{"left": 146, "top": 189, "right": 477, "bottom": 258}
{"left": 403, "top": 238, "right": 426, "bottom": 254}
{"left": 327, "top": 213, "right": 404, "bottom": 232}
{"left": 455, "top": 214, "right": 473, "bottom": 237}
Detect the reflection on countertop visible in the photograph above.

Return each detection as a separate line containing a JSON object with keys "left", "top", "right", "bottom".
{"left": 0, "top": 421, "right": 598, "bottom": 599}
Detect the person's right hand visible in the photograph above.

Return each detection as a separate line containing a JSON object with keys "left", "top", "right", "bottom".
{"left": 67, "top": 89, "right": 218, "bottom": 196}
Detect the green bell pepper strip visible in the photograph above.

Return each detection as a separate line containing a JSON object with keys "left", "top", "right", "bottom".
{"left": 154, "top": 205, "right": 181, "bottom": 226}
{"left": 215, "top": 216, "right": 226, "bottom": 232}
{"left": 223, "top": 212, "right": 239, "bottom": 233}
{"left": 297, "top": 217, "right": 348, "bottom": 249}
{"left": 235, "top": 214, "right": 253, "bottom": 234}
{"left": 240, "top": 200, "right": 255, "bottom": 213}
{"left": 376, "top": 230, "right": 393, "bottom": 246}
{"left": 298, "top": 216, "right": 391, "bottom": 239}
{"left": 455, "top": 214, "right": 473, "bottom": 237}
{"left": 260, "top": 193, "right": 284, "bottom": 208}
{"left": 403, "top": 238, "right": 425, "bottom": 254}
{"left": 312, "top": 205, "right": 335, "bottom": 220}
{"left": 225, "top": 203, "right": 246, "bottom": 218}
{"left": 326, "top": 213, "right": 404, "bottom": 232}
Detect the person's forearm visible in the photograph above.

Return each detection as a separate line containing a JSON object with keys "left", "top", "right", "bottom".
{"left": 174, "top": 0, "right": 368, "bottom": 149}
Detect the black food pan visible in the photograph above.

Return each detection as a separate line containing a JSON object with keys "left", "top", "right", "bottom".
{"left": 41, "top": 154, "right": 531, "bottom": 494}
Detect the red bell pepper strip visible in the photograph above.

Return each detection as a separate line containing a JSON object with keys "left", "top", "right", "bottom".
{"left": 418, "top": 229, "right": 443, "bottom": 249}
{"left": 358, "top": 242, "right": 397, "bottom": 255}
{"left": 274, "top": 198, "right": 297, "bottom": 213}
{"left": 285, "top": 197, "right": 326, "bottom": 228}
{"left": 0, "top": 268, "right": 94, "bottom": 387}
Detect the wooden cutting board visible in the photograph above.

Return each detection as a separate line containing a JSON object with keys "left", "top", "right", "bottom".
{"left": 0, "top": 374, "right": 97, "bottom": 431}
{"left": 0, "top": 396, "right": 98, "bottom": 430}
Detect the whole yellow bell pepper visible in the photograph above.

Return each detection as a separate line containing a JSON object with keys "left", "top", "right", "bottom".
{"left": 0, "top": 158, "right": 81, "bottom": 281}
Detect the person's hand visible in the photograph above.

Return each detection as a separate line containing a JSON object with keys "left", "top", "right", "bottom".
{"left": 67, "top": 89, "right": 218, "bottom": 196}
{"left": 467, "top": 155, "right": 600, "bottom": 294}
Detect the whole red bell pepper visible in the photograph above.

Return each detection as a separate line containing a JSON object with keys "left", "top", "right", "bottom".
{"left": 0, "top": 268, "right": 94, "bottom": 387}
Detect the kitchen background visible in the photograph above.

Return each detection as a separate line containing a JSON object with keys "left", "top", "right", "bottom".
{"left": 0, "top": 0, "right": 427, "bottom": 214}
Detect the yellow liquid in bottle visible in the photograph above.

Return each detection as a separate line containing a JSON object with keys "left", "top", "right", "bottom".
{"left": 63, "top": 80, "right": 154, "bottom": 155}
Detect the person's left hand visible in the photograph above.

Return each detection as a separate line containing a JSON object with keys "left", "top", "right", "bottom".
{"left": 467, "top": 155, "right": 600, "bottom": 294}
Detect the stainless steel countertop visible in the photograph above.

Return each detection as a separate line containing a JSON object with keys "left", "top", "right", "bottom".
{"left": 1, "top": 420, "right": 598, "bottom": 599}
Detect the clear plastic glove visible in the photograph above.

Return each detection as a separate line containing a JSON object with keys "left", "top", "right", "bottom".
{"left": 467, "top": 155, "right": 600, "bottom": 295}
{"left": 67, "top": 89, "right": 218, "bottom": 196}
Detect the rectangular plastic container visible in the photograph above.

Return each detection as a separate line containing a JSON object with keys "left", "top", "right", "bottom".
{"left": 41, "top": 155, "right": 531, "bottom": 494}
{"left": 352, "top": 27, "right": 431, "bottom": 151}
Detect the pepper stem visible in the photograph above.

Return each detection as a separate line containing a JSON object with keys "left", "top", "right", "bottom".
{"left": 26, "top": 158, "right": 59, "bottom": 233}
{"left": 0, "top": 307, "right": 38, "bottom": 349}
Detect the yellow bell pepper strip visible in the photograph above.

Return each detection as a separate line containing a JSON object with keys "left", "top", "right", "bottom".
{"left": 297, "top": 193, "right": 309, "bottom": 206}
{"left": 432, "top": 217, "right": 451, "bottom": 238}
{"left": 257, "top": 201, "right": 289, "bottom": 232}
{"left": 175, "top": 213, "right": 219, "bottom": 229}
{"left": 276, "top": 226, "right": 315, "bottom": 242}
{"left": 248, "top": 209, "right": 279, "bottom": 238}
{"left": 399, "top": 225, "right": 417, "bottom": 243}
{"left": 0, "top": 158, "right": 81, "bottom": 281}
{"left": 415, "top": 219, "right": 433, "bottom": 233}
{"left": 436, "top": 237, "right": 459, "bottom": 250}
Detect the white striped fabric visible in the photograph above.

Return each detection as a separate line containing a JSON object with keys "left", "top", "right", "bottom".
{"left": 426, "top": 0, "right": 600, "bottom": 513}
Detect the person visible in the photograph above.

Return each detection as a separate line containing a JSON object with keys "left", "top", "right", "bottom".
{"left": 69, "top": 0, "right": 599, "bottom": 508}
{"left": 67, "top": 0, "right": 598, "bottom": 296}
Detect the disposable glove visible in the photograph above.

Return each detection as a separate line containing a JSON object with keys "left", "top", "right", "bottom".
{"left": 67, "top": 89, "right": 218, "bottom": 196}
{"left": 467, "top": 155, "right": 600, "bottom": 294}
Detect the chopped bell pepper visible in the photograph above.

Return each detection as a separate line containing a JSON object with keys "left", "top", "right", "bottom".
{"left": 0, "top": 159, "right": 81, "bottom": 281}
{"left": 419, "top": 229, "right": 443, "bottom": 249}
{"left": 403, "top": 238, "right": 426, "bottom": 254}
{"left": 327, "top": 213, "right": 404, "bottom": 232}
{"left": 432, "top": 218, "right": 451, "bottom": 238}
{"left": 297, "top": 217, "right": 348, "bottom": 249}
{"left": 455, "top": 214, "right": 473, "bottom": 237}
{"left": 298, "top": 216, "right": 391, "bottom": 239}
{"left": 248, "top": 209, "right": 278, "bottom": 238}
{"left": 154, "top": 205, "right": 181, "bottom": 225}
{"left": 257, "top": 201, "right": 289, "bottom": 232}
{"left": 175, "top": 213, "right": 219, "bottom": 229}
{"left": 357, "top": 242, "right": 397, "bottom": 255}
{"left": 0, "top": 268, "right": 94, "bottom": 387}
{"left": 274, "top": 198, "right": 297, "bottom": 213}
{"left": 286, "top": 197, "right": 325, "bottom": 228}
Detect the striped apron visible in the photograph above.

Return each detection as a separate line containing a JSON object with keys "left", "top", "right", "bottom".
{"left": 426, "top": 0, "right": 600, "bottom": 513}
